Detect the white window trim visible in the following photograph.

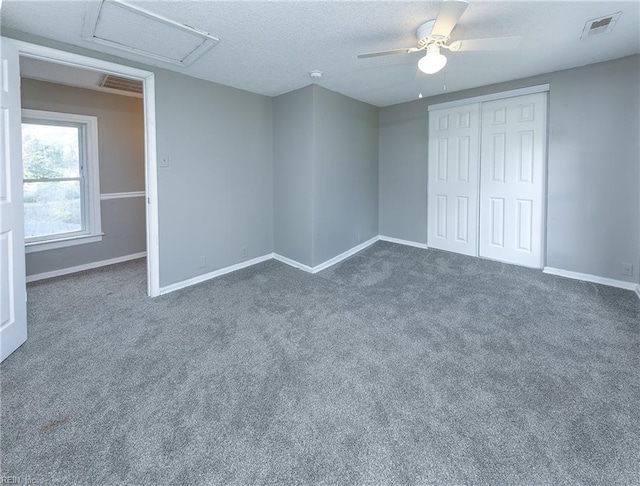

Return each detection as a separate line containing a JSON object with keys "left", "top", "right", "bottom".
{"left": 22, "top": 109, "right": 102, "bottom": 252}
{"left": 25, "top": 233, "right": 105, "bottom": 254}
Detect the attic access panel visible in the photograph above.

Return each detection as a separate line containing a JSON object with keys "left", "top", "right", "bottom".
{"left": 82, "top": 0, "right": 219, "bottom": 66}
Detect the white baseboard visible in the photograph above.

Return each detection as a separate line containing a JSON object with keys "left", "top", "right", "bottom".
{"left": 311, "top": 236, "right": 379, "bottom": 273}
{"left": 378, "top": 235, "right": 428, "bottom": 249}
{"left": 272, "top": 253, "right": 314, "bottom": 273}
{"left": 159, "top": 254, "right": 273, "bottom": 295}
{"left": 274, "top": 236, "right": 379, "bottom": 274}
{"left": 163, "top": 236, "right": 417, "bottom": 294}
{"left": 26, "top": 252, "right": 147, "bottom": 283}
{"left": 161, "top": 238, "right": 379, "bottom": 296}
{"left": 543, "top": 267, "right": 638, "bottom": 291}
{"left": 29, "top": 239, "right": 638, "bottom": 302}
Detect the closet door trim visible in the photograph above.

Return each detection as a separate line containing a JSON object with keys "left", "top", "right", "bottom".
{"left": 428, "top": 84, "right": 549, "bottom": 112}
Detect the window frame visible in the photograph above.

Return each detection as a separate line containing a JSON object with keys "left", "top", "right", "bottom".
{"left": 21, "top": 109, "right": 102, "bottom": 253}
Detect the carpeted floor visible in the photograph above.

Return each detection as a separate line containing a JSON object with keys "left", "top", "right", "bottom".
{"left": 1, "top": 241, "right": 639, "bottom": 485}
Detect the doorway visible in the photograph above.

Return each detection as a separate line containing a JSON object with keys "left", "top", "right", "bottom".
{"left": 20, "top": 59, "right": 148, "bottom": 285}
{"left": 1, "top": 37, "right": 160, "bottom": 362}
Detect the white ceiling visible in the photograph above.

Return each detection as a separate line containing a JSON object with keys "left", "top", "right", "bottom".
{"left": 20, "top": 57, "right": 144, "bottom": 98}
{"left": 2, "top": 1, "right": 639, "bottom": 107}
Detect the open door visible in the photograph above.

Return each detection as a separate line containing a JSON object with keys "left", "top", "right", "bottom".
{"left": 0, "top": 39, "right": 27, "bottom": 361}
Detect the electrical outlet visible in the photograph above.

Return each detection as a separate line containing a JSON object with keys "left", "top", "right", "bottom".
{"left": 241, "top": 246, "right": 248, "bottom": 259}
{"left": 621, "top": 262, "right": 633, "bottom": 276}
{"left": 199, "top": 256, "right": 207, "bottom": 269}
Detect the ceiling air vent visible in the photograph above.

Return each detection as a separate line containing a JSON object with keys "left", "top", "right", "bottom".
{"left": 581, "top": 12, "right": 621, "bottom": 39}
{"left": 99, "top": 74, "right": 143, "bottom": 94}
{"left": 83, "top": 0, "right": 219, "bottom": 66}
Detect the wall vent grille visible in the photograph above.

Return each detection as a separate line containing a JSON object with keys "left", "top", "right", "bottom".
{"left": 99, "top": 74, "right": 143, "bottom": 94}
{"left": 581, "top": 12, "right": 621, "bottom": 39}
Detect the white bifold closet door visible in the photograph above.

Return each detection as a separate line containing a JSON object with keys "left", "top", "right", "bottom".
{"left": 427, "top": 92, "right": 547, "bottom": 268}
{"left": 427, "top": 103, "right": 480, "bottom": 256}
{"left": 478, "top": 93, "right": 547, "bottom": 268}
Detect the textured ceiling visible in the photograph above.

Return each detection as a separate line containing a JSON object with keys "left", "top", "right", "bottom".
{"left": 2, "top": 1, "right": 639, "bottom": 106}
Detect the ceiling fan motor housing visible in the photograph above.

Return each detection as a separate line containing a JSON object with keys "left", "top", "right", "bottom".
{"left": 417, "top": 20, "right": 447, "bottom": 48}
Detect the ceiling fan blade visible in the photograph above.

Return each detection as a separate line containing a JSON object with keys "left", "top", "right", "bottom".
{"left": 357, "top": 47, "right": 420, "bottom": 59}
{"left": 431, "top": 0, "right": 469, "bottom": 39}
{"left": 449, "top": 36, "right": 523, "bottom": 52}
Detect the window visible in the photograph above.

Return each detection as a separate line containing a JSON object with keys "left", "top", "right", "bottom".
{"left": 22, "top": 110, "right": 102, "bottom": 253}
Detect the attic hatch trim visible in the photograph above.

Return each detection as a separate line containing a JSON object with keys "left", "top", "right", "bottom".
{"left": 581, "top": 12, "right": 622, "bottom": 40}
{"left": 100, "top": 74, "right": 143, "bottom": 94}
{"left": 82, "top": 0, "right": 220, "bottom": 67}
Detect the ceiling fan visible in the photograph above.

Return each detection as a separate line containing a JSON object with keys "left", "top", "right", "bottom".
{"left": 358, "top": 0, "right": 522, "bottom": 74}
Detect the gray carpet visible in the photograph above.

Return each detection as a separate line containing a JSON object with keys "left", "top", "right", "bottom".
{"left": 1, "top": 241, "right": 639, "bottom": 485}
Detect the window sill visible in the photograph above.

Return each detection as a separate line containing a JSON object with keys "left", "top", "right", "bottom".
{"left": 25, "top": 233, "right": 104, "bottom": 254}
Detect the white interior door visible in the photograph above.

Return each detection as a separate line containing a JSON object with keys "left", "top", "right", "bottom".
{"left": 0, "top": 40, "right": 27, "bottom": 361}
{"left": 479, "top": 92, "right": 547, "bottom": 268}
{"left": 427, "top": 103, "right": 480, "bottom": 256}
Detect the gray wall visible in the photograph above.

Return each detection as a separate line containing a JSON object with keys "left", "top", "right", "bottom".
{"left": 11, "top": 30, "right": 637, "bottom": 287}
{"left": 8, "top": 29, "right": 274, "bottom": 288}
{"left": 21, "top": 78, "right": 146, "bottom": 276}
{"left": 154, "top": 71, "right": 273, "bottom": 287}
{"left": 273, "top": 86, "right": 314, "bottom": 266}
{"left": 312, "top": 86, "right": 378, "bottom": 266}
{"left": 545, "top": 57, "right": 639, "bottom": 283}
{"left": 379, "top": 55, "right": 640, "bottom": 284}
{"left": 378, "top": 103, "right": 428, "bottom": 244}
{"left": 273, "top": 85, "right": 378, "bottom": 267}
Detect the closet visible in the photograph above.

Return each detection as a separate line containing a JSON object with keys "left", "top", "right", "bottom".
{"left": 427, "top": 90, "right": 548, "bottom": 268}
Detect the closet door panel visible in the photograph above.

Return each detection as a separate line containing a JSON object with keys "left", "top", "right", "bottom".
{"left": 479, "top": 93, "right": 547, "bottom": 268}
{"left": 427, "top": 103, "right": 480, "bottom": 256}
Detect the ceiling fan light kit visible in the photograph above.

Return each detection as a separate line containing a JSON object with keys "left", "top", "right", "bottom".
{"left": 358, "top": 0, "right": 522, "bottom": 77}
{"left": 418, "top": 44, "right": 448, "bottom": 74}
